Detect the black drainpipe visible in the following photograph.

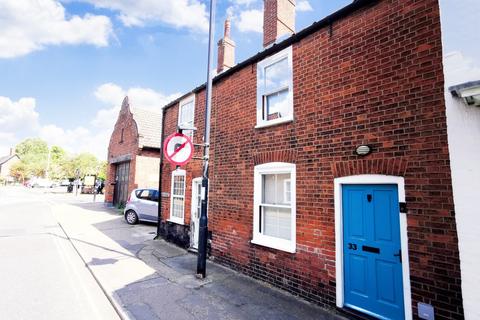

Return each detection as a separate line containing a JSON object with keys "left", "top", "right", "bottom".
{"left": 155, "top": 107, "right": 166, "bottom": 240}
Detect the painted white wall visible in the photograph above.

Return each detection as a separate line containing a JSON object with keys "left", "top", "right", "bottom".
{"left": 440, "top": 1, "right": 480, "bottom": 318}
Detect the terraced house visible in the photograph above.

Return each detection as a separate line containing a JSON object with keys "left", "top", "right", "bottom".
{"left": 157, "top": 0, "right": 464, "bottom": 319}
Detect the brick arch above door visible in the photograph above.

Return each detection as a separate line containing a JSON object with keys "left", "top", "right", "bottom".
{"left": 332, "top": 158, "right": 408, "bottom": 178}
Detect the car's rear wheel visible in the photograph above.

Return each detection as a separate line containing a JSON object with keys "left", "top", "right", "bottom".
{"left": 125, "top": 210, "right": 138, "bottom": 225}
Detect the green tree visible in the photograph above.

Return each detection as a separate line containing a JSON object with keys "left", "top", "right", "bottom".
{"left": 13, "top": 138, "right": 105, "bottom": 181}
{"left": 97, "top": 161, "right": 107, "bottom": 180}
{"left": 48, "top": 146, "right": 67, "bottom": 180}
{"left": 65, "top": 153, "right": 103, "bottom": 179}
{"left": 14, "top": 138, "right": 49, "bottom": 178}
{"left": 10, "top": 161, "right": 28, "bottom": 183}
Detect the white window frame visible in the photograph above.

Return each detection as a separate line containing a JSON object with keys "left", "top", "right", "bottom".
{"left": 256, "top": 46, "right": 294, "bottom": 129}
{"left": 252, "top": 162, "right": 296, "bottom": 253}
{"left": 178, "top": 95, "right": 195, "bottom": 137}
{"left": 169, "top": 169, "right": 186, "bottom": 225}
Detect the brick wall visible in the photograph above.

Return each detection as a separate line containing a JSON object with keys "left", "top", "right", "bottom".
{"left": 161, "top": 0, "right": 463, "bottom": 318}
{"left": 160, "top": 94, "right": 206, "bottom": 247}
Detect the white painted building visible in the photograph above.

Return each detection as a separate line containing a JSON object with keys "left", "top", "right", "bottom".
{"left": 440, "top": 1, "right": 480, "bottom": 319}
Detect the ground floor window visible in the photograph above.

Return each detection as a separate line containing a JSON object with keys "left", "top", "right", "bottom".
{"left": 252, "top": 162, "right": 296, "bottom": 253}
{"left": 170, "top": 169, "right": 186, "bottom": 224}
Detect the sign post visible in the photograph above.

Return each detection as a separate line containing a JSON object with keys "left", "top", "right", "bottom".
{"left": 197, "top": 0, "right": 216, "bottom": 279}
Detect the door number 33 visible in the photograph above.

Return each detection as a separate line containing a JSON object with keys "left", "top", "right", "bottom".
{"left": 348, "top": 243, "right": 357, "bottom": 250}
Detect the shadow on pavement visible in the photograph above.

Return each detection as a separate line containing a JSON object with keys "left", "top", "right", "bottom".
{"left": 71, "top": 202, "right": 345, "bottom": 320}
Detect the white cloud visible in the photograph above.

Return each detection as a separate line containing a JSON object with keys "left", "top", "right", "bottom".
{"left": 39, "top": 124, "right": 109, "bottom": 159}
{"left": 0, "top": 97, "right": 39, "bottom": 132}
{"left": 0, "top": 96, "right": 40, "bottom": 156}
{"left": 297, "top": 1, "right": 313, "bottom": 12}
{"left": 0, "top": 0, "right": 113, "bottom": 58}
{"left": 78, "top": 0, "right": 209, "bottom": 32}
{"left": 94, "top": 83, "right": 126, "bottom": 105}
{"left": 237, "top": 9, "right": 263, "bottom": 33}
{"left": 127, "top": 87, "right": 179, "bottom": 112}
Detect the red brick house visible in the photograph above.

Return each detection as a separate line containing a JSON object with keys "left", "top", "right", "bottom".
{"left": 158, "top": 0, "right": 463, "bottom": 319}
{"left": 105, "top": 97, "right": 161, "bottom": 206}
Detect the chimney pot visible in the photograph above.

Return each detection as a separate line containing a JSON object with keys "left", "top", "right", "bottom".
{"left": 224, "top": 18, "right": 231, "bottom": 38}
{"left": 217, "top": 18, "right": 236, "bottom": 74}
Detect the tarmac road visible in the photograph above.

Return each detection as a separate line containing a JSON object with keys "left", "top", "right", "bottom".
{"left": 0, "top": 186, "right": 119, "bottom": 320}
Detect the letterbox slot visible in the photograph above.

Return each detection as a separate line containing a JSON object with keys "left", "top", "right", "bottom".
{"left": 362, "top": 245, "right": 380, "bottom": 254}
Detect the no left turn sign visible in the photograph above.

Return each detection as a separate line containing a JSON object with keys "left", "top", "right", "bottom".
{"left": 164, "top": 133, "right": 194, "bottom": 166}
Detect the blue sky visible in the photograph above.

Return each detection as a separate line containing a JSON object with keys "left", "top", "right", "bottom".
{"left": 0, "top": 0, "right": 478, "bottom": 159}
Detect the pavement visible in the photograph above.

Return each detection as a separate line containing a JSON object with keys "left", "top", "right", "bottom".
{"left": 4, "top": 186, "right": 346, "bottom": 320}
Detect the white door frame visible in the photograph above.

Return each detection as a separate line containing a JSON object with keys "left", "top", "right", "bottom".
{"left": 190, "top": 177, "right": 202, "bottom": 249}
{"left": 334, "top": 174, "right": 412, "bottom": 320}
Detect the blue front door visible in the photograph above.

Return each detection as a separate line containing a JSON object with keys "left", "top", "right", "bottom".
{"left": 343, "top": 184, "right": 404, "bottom": 320}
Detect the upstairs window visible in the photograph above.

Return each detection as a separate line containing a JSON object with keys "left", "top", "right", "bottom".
{"left": 178, "top": 95, "right": 195, "bottom": 138}
{"left": 170, "top": 169, "right": 186, "bottom": 224}
{"left": 252, "top": 162, "right": 296, "bottom": 253}
{"left": 256, "top": 47, "right": 293, "bottom": 128}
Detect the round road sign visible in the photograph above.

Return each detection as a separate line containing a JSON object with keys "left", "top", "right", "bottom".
{"left": 164, "top": 133, "right": 194, "bottom": 166}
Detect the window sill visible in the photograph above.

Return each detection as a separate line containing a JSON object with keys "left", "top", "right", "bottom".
{"left": 251, "top": 236, "right": 296, "bottom": 253}
{"left": 255, "top": 116, "right": 293, "bottom": 129}
{"left": 167, "top": 218, "right": 185, "bottom": 226}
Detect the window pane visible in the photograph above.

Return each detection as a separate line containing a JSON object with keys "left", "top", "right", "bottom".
{"left": 180, "top": 101, "right": 194, "bottom": 124}
{"left": 284, "top": 179, "right": 291, "bottom": 204}
{"left": 263, "top": 174, "right": 276, "bottom": 204}
{"left": 264, "top": 57, "right": 290, "bottom": 92}
{"left": 263, "top": 206, "right": 291, "bottom": 240}
{"left": 173, "top": 175, "right": 185, "bottom": 196}
{"left": 179, "top": 101, "right": 194, "bottom": 137}
{"left": 172, "top": 198, "right": 184, "bottom": 218}
{"left": 265, "top": 89, "right": 290, "bottom": 120}
{"left": 262, "top": 173, "right": 291, "bottom": 205}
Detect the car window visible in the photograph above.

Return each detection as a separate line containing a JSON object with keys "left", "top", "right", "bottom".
{"left": 137, "top": 189, "right": 159, "bottom": 202}
{"left": 137, "top": 189, "right": 152, "bottom": 200}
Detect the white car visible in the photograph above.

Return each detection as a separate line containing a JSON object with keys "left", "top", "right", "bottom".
{"left": 124, "top": 189, "right": 159, "bottom": 225}
{"left": 31, "top": 178, "right": 54, "bottom": 188}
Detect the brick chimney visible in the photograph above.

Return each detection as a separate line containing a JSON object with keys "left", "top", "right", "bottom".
{"left": 263, "top": 0, "right": 296, "bottom": 48}
{"left": 217, "top": 18, "right": 236, "bottom": 74}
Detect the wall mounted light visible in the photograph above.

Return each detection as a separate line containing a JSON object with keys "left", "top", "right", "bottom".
{"left": 449, "top": 80, "right": 480, "bottom": 106}
{"left": 355, "top": 145, "right": 372, "bottom": 156}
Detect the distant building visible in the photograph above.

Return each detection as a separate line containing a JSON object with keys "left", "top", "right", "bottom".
{"left": 105, "top": 97, "right": 161, "bottom": 206}
{"left": 0, "top": 150, "right": 20, "bottom": 184}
